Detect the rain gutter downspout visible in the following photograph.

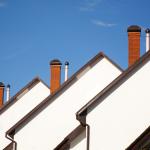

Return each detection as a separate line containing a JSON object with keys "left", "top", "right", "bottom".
{"left": 86, "top": 124, "right": 90, "bottom": 150}
{"left": 5, "top": 132, "right": 17, "bottom": 150}
{"left": 76, "top": 112, "right": 90, "bottom": 150}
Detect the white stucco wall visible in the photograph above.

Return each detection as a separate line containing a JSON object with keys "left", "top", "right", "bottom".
{"left": 0, "top": 81, "right": 50, "bottom": 149}
{"left": 14, "top": 58, "right": 121, "bottom": 150}
{"left": 87, "top": 60, "right": 150, "bottom": 150}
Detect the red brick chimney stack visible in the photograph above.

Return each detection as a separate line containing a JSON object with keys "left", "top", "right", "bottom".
{"left": 127, "top": 25, "right": 141, "bottom": 67}
{"left": 0, "top": 82, "right": 5, "bottom": 107}
{"left": 50, "top": 59, "right": 62, "bottom": 94}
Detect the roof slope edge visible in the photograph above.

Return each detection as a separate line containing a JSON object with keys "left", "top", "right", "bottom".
{"left": 6, "top": 51, "right": 122, "bottom": 137}
{"left": 54, "top": 125, "right": 85, "bottom": 150}
{"left": 0, "top": 76, "right": 49, "bottom": 115}
{"left": 76, "top": 50, "right": 150, "bottom": 124}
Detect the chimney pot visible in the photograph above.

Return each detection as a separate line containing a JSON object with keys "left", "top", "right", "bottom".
{"left": 65, "top": 61, "right": 69, "bottom": 66}
{"left": 127, "top": 25, "right": 141, "bottom": 32}
{"left": 0, "top": 82, "right": 5, "bottom": 87}
{"left": 65, "top": 61, "right": 69, "bottom": 81}
{"left": 6, "top": 84, "right": 10, "bottom": 101}
{"left": 50, "top": 59, "right": 62, "bottom": 66}
{"left": 0, "top": 82, "right": 5, "bottom": 107}
{"left": 145, "top": 28, "right": 150, "bottom": 52}
{"left": 7, "top": 84, "right": 10, "bottom": 88}
{"left": 50, "top": 59, "right": 62, "bottom": 94}
{"left": 145, "top": 28, "right": 150, "bottom": 33}
{"left": 127, "top": 25, "right": 141, "bottom": 67}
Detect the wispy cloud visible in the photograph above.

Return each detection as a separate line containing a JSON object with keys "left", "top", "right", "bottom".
{"left": 0, "top": 50, "right": 27, "bottom": 62}
{"left": 0, "top": 0, "right": 6, "bottom": 7}
{"left": 0, "top": 2, "right": 5, "bottom": 7}
{"left": 80, "top": 0, "right": 102, "bottom": 11}
{"left": 1, "top": 53, "right": 18, "bottom": 61}
{"left": 92, "top": 20, "right": 117, "bottom": 27}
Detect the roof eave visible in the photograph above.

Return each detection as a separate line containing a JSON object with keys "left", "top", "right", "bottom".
{"left": 76, "top": 50, "right": 150, "bottom": 119}
{"left": 54, "top": 125, "right": 85, "bottom": 150}
{"left": 6, "top": 51, "right": 122, "bottom": 136}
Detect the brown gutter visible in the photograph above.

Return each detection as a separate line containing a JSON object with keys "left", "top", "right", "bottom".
{"left": 0, "top": 76, "right": 49, "bottom": 115}
{"left": 54, "top": 125, "right": 85, "bottom": 150}
{"left": 5, "top": 131, "right": 17, "bottom": 150}
{"left": 6, "top": 51, "right": 123, "bottom": 138}
{"left": 86, "top": 124, "right": 90, "bottom": 150}
{"left": 76, "top": 50, "right": 150, "bottom": 150}
{"left": 76, "top": 50, "right": 150, "bottom": 124}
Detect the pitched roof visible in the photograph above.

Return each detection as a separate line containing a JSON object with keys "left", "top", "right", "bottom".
{"left": 126, "top": 126, "right": 150, "bottom": 150}
{"left": 0, "top": 77, "right": 49, "bottom": 115}
{"left": 56, "top": 50, "right": 150, "bottom": 150}
{"left": 76, "top": 50, "right": 150, "bottom": 124}
{"left": 6, "top": 51, "right": 123, "bottom": 137}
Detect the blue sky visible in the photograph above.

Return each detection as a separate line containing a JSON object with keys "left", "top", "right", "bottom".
{"left": 0, "top": 0, "right": 149, "bottom": 97}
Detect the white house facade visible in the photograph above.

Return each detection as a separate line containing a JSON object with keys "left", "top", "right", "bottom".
{"left": 76, "top": 50, "right": 150, "bottom": 150}
{"left": 0, "top": 77, "right": 50, "bottom": 149}
{"left": 6, "top": 52, "right": 122, "bottom": 150}
{"left": 55, "top": 25, "right": 150, "bottom": 150}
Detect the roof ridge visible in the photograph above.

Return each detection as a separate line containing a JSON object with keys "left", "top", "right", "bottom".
{"left": 76, "top": 50, "right": 150, "bottom": 123}
{"left": 0, "top": 76, "right": 48, "bottom": 115}
{"left": 6, "top": 51, "right": 122, "bottom": 137}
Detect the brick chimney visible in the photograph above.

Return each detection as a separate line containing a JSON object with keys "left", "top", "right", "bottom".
{"left": 127, "top": 25, "right": 141, "bottom": 67}
{"left": 0, "top": 82, "right": 5, "bottom": 107}
{"left": 50, "top": 59, "right": 62, "bottom": 94}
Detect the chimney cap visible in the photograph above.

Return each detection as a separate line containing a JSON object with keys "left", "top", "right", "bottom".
{"left": 7, "top": 84, "right": 10, "bottom": 88}
{"left": 50, "top": 59, "right": 62, "bottom": 65}
{"left": 0, "top": 82, "right": 5, "bottom": 87}
{"left": 65, "top": 61, "right": 69, "bottom": 66}
{"left": 145, "top": 28, "right": 150, "bottom": 33}
{"left": 127, "top": 25, "right": 141, "bottom": 32}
